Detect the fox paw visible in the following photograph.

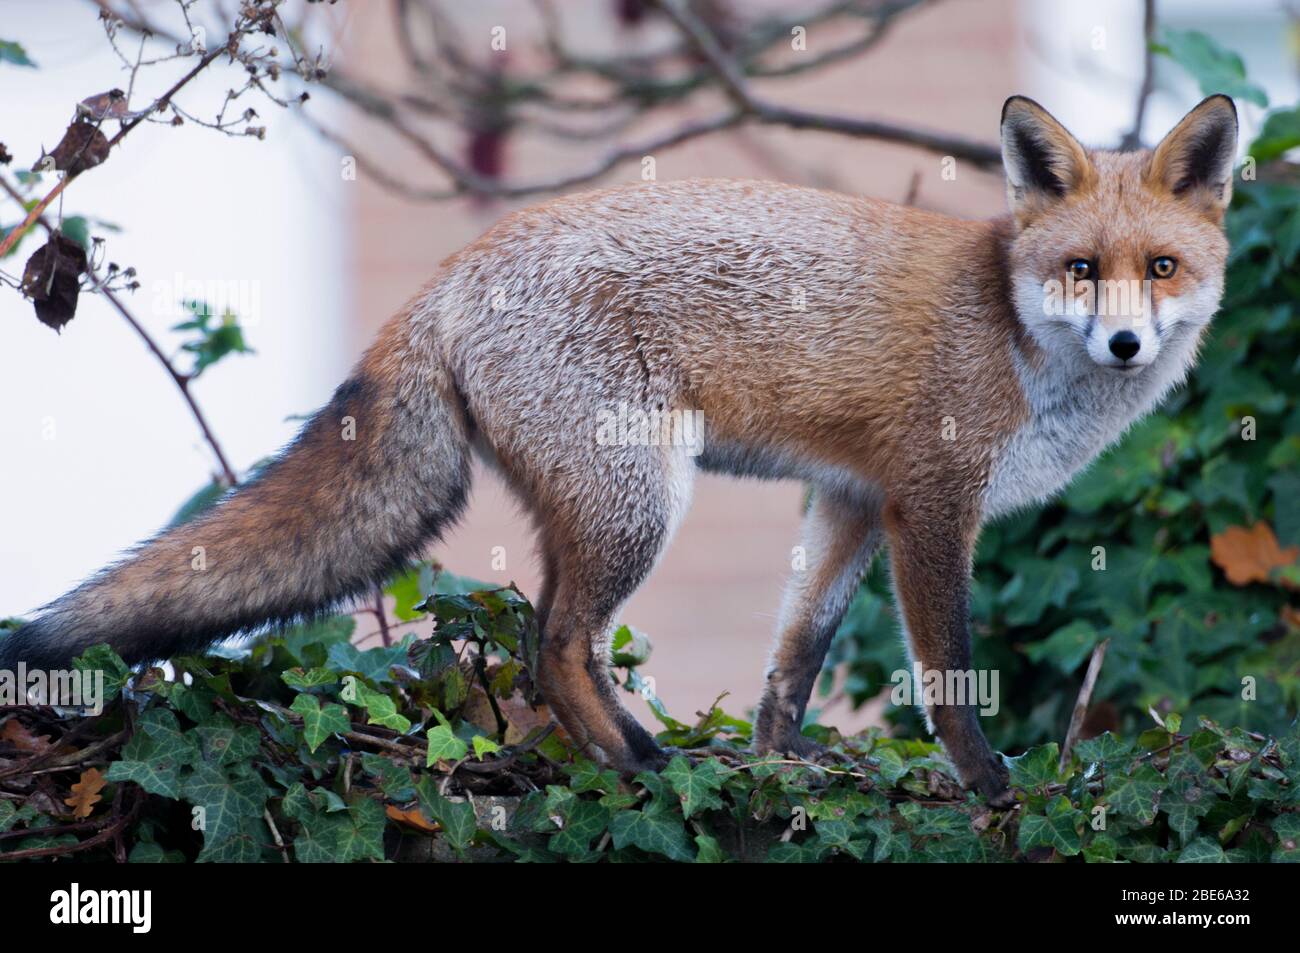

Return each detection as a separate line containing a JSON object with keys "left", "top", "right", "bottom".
{"left": 970, "top": 755, "right": 1015, "bottom": 808}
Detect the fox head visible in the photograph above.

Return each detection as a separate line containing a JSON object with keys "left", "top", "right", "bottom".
{"left": 1000, "top": 94, "right": 1237, "bottom": 373}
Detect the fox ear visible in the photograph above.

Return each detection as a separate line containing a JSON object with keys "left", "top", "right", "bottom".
{"left": 1000, "top": 96, "right": 1094, "bottom": 224}
{"left": 1146, "top": 95, "right": 1238, "bottom": 217}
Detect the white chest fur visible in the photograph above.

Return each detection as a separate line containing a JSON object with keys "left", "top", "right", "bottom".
{"left": 983, "top": 325, "right": 1203, "bottom": 520}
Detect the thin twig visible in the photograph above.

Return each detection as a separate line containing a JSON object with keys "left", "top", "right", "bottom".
{"left": 0, "top": 788, "right": 142, "bottom": 862}
{"left": 372, "top": 587, "right": 393, "bottom": 647}
{"left": 95, "top": 280, "right": 239, "bottom": 486}
{"left": 1059, "top": 639, "right": 1110, "bottom": 771}
{"left": 0, "top": 728, "right": 129, "bottom": 782}
{"left": 264, "top": 807, "right": 291, "bottom": 862}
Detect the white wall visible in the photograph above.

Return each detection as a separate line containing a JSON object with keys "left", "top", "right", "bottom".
{"left": 0, "top": 1, "right": 348, "bottom": 616}
{"left": 1018, "top": 0, "right": 1300, "bottom": 147}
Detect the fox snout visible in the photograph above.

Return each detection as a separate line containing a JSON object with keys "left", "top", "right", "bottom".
{"left": 1108, "top": 329, "right": 1141, "bottom": 360}
{"left": 1086, "top": 282, "right": 1161, "bottom": 370}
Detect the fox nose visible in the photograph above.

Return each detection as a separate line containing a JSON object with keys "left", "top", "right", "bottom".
{"left": 1108, "top": 330, "right": 1140, "bottom": 361}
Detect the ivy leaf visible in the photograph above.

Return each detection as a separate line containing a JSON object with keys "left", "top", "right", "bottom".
{"left": 1103, "top": 764, "right": 1164, "bottom": 825}
{"left": 284, "top": 785, "right": 386, "bottom": 862}
{"left": 540, "top": 788, "right": 609, "bottom": 858}
{"left": 1176, "top": 837, "right": 1227, "bottom": 863}
{"left": 278, "top": 616, "right": 355, "bottom": 665}
{"left": 872, "top": 746, "right": 910, "bottom": 785}
{"left": 106, "top": 707, "right": 198, "bottom": 799}
{"left": 610, "top": 624, "right": 653, "bottom": 668}
{"left": 290, "top": 694, "right": 350, "bottom": 753}
{"left": 999, "top": 560, "right": 1079, "bottom": 626}
{"left": 1025, "top": 620, "right": 1100, "bottom": 674}
{"left": 1007, "top": 743, "right": 1065, "bottom": 793}
{"left": 332, "top": 795, "right": 387, "bottom": 863}
{"left": 661, "top": 756, "right": 725, "bottom": 819}
{"left": 0, "top": 39, "right": 36, "bottom": 68}
{"left": 326, "top": 640, "right": 408, "bottom": 684}
{"left": 385, "top": 562, "right": 433, "bottom": 622}
{"left": 128, "top": 842, "right": 185, "bottom": 863}
{"left": 565, "top": 759, "right": 622, "bottom": 794}
{"left": 72, "top": 643, "right": 131, "bottom": 704}
{"left": 281, "top": 667, "right": 338, "bottom": 691}
{"left": 195, "top": 716, "right": 261, "bottom": 766}
{"left": 425, "top": 710, "right": 469, "bottom": 765}
{"left": 1074, "top": 732, "right": 1133, "bottom": 764}
{"left": 608, "top": 804, "right": 695, "bottom": 862}
{"left": 1250, "top": 105, "right": 1300, "bottom": 164}
{"left": 472, "top": 735, "right": 501, "bottom": 760}
{"left": 181, "top": 761, "right": 269, "bottom": 863}
{"left": 361, "top": 753, "right": 415, "bottom": 801}
{"left": 351, "top": 682, "right": 412, "bottom": 734}
{"left": 1152, "top": 29, "right": 1268, "bottom": 107}
{"left": 1017, "top": 796, "right": 1083, "bottom": 856}
{"left": 1271, "top": 814, "right": 1300, "bottom": 863}
{"left": 863, "top": 817, "right": 910, "bottom": 862}
{"left": 1083, "top": 834, "right": 1119, "bottom": 863}
{"left": 694, "top": 832, "right": 726, "bottom": 863}
{"left": 415, "top": 777, "right": 477, "bottom": 851}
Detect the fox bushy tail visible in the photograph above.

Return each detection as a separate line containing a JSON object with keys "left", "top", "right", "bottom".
{"left": 0, "top": 317, "right": 471, "bottom": 671}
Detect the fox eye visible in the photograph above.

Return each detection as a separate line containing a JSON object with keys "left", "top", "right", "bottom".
{"left": 1150, "top": 256, "right": 1178, "bottom": 279}
{"left": 1067, "top": 259, "right": 1093, "bottom": 281}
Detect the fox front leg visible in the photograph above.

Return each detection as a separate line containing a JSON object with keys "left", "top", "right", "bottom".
{"left": 885, "top": 495, "right": 1013, "bottom": 806}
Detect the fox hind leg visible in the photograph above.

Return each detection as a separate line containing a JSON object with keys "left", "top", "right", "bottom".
{"left": 531, "top": 447, "right": 692, "bottom": 772}
{"left": 754, "top": 484, "right": 884, "bottom": 758}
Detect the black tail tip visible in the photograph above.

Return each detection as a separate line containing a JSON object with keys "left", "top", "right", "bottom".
{"left": 0, "top": 619, "right": 62, "bottom": 673}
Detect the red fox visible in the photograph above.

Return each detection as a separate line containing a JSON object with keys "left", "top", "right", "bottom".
{"left": 1, "top": 95, "right": 1237, "bottom": 803}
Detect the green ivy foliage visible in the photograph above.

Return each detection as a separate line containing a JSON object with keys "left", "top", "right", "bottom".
{"left": 1, "top": 578, "right": 1297, "bottom": 863}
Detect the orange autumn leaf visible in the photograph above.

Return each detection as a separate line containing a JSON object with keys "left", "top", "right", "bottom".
{"left": 65, "top": 767, "right": 107, "bottom": 819}
{"left": 1, "top": 718, "right": 52, "bottom": 754}
{"left": 1210, "top": 521, "right": 1299, "bottom": 586}
{"left": 385, "top": 805, "right": 438, "bottom": 832}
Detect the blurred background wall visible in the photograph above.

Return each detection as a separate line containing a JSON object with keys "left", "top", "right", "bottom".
{"left": 1, "top": 0, "right": 1296, "bottom": 728}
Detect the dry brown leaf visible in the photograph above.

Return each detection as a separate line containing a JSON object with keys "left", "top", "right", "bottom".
{"left": 1, "top": 718, "right": 53, "bottom": 753}
{"left": 385, "top": 805, "right": 438, "bottom": 832}
{"left": 77, "top": 88, "right": 129, "bottom": 121}
{"left": 461, "top": 685, "right": 552, "bottom": 745}
{"left": 41, "top": 118, "right": 110, "bottom": 175}
{"left": 1210, "top": 521, "right": 1299, "bottom": 586}
{"left": 20, "top": 233, "right": 87, "bottom": 331}
{"left": 65, "top": 767, "right": 107, "bottom": 819}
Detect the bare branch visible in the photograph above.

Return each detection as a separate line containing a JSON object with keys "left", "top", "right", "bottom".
{"left": 84, "top": 0, "right": 1002, "bottom": 206}
{"left": 656, "top": 0, "right": 1001, "bottom": 168}
{"left": 1120, "top": 0, "right": 1157, "bottom": 150}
